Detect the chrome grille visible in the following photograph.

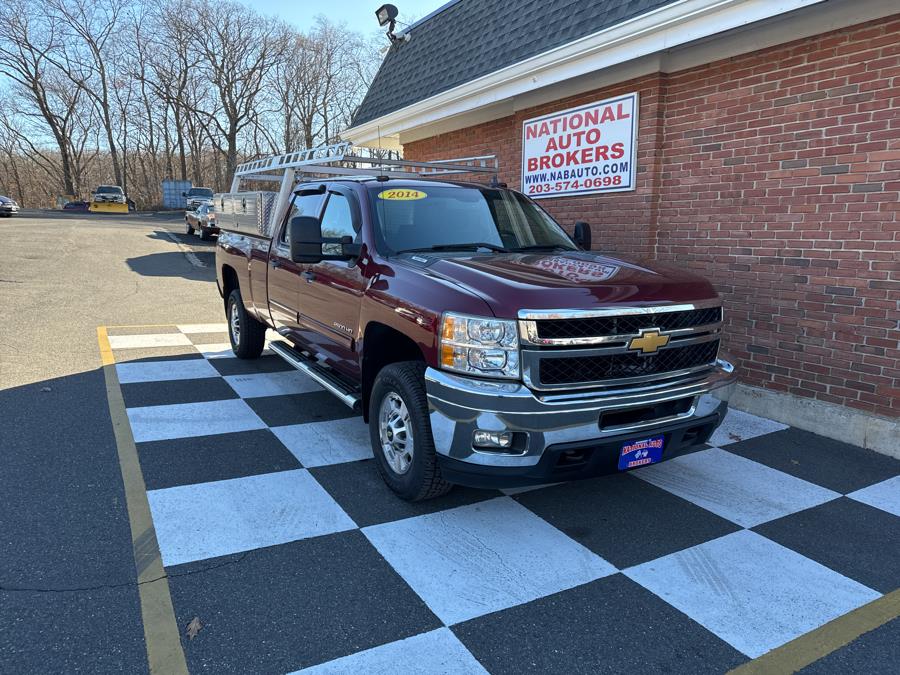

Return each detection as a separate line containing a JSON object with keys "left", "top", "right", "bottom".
{"left": 536, "top": 307, "right": 722, "bottom": 341}
{"left": 538, "top": 340, "right": 720, "bottom": 386}
{"left": 518, "top": 302, "right": 724, "bottom": 391}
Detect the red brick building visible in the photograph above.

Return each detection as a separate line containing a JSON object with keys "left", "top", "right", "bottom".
{"left": 346, "top": 0, "right": 898, "bottom": 453}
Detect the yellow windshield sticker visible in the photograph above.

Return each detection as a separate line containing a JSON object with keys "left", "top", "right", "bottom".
{"left": 378, "top": 189, "right": 427, "bottom": 201}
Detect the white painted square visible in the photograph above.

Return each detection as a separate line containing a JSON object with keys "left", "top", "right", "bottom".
{"left": 177, "top": 323, "right": 228, "bottom": 334}
{"left": 293, "top": 628, "right": 487, "bottom": 674}
{"left": 115, "top": 358, "right": 220, "bottom": 384}
{"left": 195, "top": 342, "right": 272, "bottom": 359}
{"left": 635, "top": 448, "right": 839, "bottom": 527}
{"left": 224, "top": 370, "right": 321, "bottom": 398}
{"left": 848, "top": 476, "right": 900, "bottom": 517}
{"left": 501, "top": 482, "right": 563, "bottom": 496}
{"left": 272, "top": 418, "right": 372, "bottom": 468}
{"left": 108, "top": 333, "right": 192, "bottom": 349}
{"left": 363, "top": 497, "right": 616, "bottom": 625}
{"left": 194, "top": 343, "right": 237, "bottom": 359}
{"left": 625, "top": 530, "right": 880, "bottom": 658}
{"left": 126, "top": 398, "right": 266, "bottom": 443}
{"left": 148, "top": 469, "right": 356, "bottom": 566}
{"left": 709, "top": 409, "right": 789, "bottom": 446}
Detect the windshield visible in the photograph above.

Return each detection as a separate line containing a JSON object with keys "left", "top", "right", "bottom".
{"left": 96, "top": 186, "right": 123, "bottom": 194}
{"left": 188, "top": 188, "right": 214, "bottom": 197}
{"left": 368, "top": 185, "right": 576, "bottom": 254}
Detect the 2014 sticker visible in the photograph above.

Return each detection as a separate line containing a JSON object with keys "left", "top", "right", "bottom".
{"left": 378, "top": 189, "right": 427, "bottom": 201}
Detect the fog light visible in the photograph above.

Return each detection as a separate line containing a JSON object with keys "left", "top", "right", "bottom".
{"left": 473, "top": 430, "right": 513, "bottom": 449}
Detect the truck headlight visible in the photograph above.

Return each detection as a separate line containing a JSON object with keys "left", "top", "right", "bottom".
{"left": 440, "top": 312, "right": 520, "bottom": 379}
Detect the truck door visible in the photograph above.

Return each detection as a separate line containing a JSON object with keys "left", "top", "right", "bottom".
{"left": 296, "top": 186, "right": 367, "bottom": 377}
{"left": 267, "top": 191, "right": 324, "bottom": 337}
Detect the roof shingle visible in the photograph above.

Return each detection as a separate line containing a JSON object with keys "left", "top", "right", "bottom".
{"left": 351, "top": 0, "right": 679, "bottom": 127}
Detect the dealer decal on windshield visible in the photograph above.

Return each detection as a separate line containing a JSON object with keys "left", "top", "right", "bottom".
{"left": 378, "top": 189, "right": 427, "bottom": 201}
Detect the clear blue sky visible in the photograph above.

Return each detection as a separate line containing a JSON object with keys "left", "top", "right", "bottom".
{"left": 240, "top": 0, "right": 450, "bottom": 35}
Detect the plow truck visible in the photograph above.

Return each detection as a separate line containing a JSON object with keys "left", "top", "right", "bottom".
{"left": 89, "top": 185, "right": 129, "bottom": 214}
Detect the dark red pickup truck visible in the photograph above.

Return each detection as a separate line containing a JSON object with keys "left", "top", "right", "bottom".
{"left": 216, "top": 174, "right": 736, "bottom": 500}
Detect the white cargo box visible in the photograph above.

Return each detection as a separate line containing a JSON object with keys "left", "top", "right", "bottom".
{"left": 214, "top": 191, "right": 278, "bottom": 238}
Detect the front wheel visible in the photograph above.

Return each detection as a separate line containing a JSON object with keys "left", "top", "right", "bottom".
{"left": 369, "top": 362, "right": 453, "bottom": 501}
{"left": 185, "top": 218, "right": 193, "bottom": 235}
{"left": 199, "top": 225, "right": 212, "bottom": 241}
{"left": 226, "top": 288, "right": 266, "bottom": 359}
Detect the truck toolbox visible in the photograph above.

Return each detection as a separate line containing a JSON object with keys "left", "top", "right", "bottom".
{"left": 214, "top": 142, "right": 736, "bottom": 500}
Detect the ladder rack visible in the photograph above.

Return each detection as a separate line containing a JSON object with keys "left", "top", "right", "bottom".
{"left": 229, "top": 142, "right": 499, "bottom": 237}
{"left": 232, "top": 141, "right": 497, "bottom": 189}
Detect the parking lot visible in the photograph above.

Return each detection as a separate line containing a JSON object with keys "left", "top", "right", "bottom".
{"left": 2, "top": 211, "right": 898, "bottom": 674}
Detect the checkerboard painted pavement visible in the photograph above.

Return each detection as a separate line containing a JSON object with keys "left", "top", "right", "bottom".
{"left": 106, "top": 323, "right": 900, "bottom": 673}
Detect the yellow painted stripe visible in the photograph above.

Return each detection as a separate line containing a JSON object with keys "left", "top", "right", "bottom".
{"left": 729, "top": 588, "right": 900, "bottom": 674}
{"left": 97, "top": 326, "right": 189, "bottom": 674}
{"left": 97, "top": 325, "right": 115, "bottom": 366}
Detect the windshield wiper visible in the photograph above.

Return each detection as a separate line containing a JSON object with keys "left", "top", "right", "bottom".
{"left": 509, "top": 244, "right": 576, "bottom": 252}
{"left": 396, "top": 242, "right": 509, "bottom": 254}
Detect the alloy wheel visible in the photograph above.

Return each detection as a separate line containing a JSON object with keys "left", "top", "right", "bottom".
{"left": 229, "top": 301, "right": 241, "bottom": 346}
{"left": 378, "top": 391, "right": 414, "bottom": 475}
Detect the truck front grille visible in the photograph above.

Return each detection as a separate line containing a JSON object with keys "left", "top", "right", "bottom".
{"left": 537, "top": 339, "right": 720, "bottom": 386}
{"left": 536, "top": 307, "right": 722, "bottom": 341}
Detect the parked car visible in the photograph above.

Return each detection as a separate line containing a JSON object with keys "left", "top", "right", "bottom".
{"left": 185, "top": 203, "right": 219, "bottom": 240}
{"left": 0, "top": 195, "right": 19, "bottom": 217}
{"left": 183, "top": 186, "right": 214, "bottom": 209}
{"left": 91, "top": 185, "right": 126, "bottom": 204}
{"left": 216, "top": 168, "right": 737, "bottom": 501}
{"left": 63, "top": 200, "right": 90, "bottom": 211}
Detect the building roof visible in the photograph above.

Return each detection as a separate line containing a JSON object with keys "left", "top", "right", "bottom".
{"left": 351, "top": 0, "right": 679, "bottom": 128}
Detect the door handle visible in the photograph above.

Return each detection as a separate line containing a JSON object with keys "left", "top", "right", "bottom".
{"left": 270, "top": 259, "right": 280, "bottom": 268}
{"left": 302, "top": 271, "right": 316, "bottom": 282}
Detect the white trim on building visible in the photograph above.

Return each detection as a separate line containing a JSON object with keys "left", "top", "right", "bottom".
{"left": 344, "top": 0, "right": 897, "bottom": 149}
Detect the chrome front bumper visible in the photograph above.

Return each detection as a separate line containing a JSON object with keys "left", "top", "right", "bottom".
{"left": 425, "top": 359, "right": 737, "bottom": 469}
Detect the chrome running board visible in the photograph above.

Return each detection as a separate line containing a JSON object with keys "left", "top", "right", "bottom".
{"left": 269, "top": 341, "right": 362, "bottom": 412}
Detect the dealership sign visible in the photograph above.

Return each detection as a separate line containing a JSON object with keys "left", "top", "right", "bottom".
{"left": 521, "top": 93, "right": 638, "bottom": 199}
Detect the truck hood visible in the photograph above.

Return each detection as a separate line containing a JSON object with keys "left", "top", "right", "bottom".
{"left": 403, "top": 251, "right": 717, "bottom": 317}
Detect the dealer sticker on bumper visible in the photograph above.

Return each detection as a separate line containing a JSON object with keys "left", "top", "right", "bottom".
{"left": 618, "top": 435, "right": 665, "bottom": 470}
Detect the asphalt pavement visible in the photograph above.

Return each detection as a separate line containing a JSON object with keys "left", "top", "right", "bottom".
{"left": 0, "top": 210, "right": 897, "bottom": 674}
{"left": 0, "top": 210, "right": 221, "bottom": 673}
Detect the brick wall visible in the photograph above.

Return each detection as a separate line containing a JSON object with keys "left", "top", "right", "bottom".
{"left": 405, "top": 16, "right": 899, "bottom": 418}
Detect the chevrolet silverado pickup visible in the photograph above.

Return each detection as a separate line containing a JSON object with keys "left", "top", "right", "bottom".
{"left": 216, "top": 168, "right": 736, "bottom": 501}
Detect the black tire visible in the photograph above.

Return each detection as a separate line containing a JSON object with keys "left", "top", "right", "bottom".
{"left": 185, "top": 218, "right": 193, "bottom": 235}
{"left": 226, "top": 288, "right": 266, "bottom": 359}
{"left": 369, "top": 361, "right": 453, "bottom": 501}
{"left": 199, "top": 225, "right": 212, "bottom": 241}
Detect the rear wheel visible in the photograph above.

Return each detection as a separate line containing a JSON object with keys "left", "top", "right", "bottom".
{"left": 227, "top": 288, "right": 266, "bottom": 359}
{"left": 369, "top": 362, "right": 453, "bottom": 501}
{"left": 199, "top": 225, "right": 212, "bottom": 241}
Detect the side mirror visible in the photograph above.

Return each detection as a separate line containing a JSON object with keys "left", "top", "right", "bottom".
{"left": 333, "top": 235, "right": 362, "bottom": 259}
{"left": 573, "top": 221, "right": 592, "bottom": 250}
{"left": 181, "top": 192, "right": 187, "bottom": 197}
{"left": 289, "top": 216, "right": 325, "bottom": 263}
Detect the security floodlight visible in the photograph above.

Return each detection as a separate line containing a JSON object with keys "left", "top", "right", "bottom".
{"left": 376, "top": 4, "right": 399, "bottom": 27}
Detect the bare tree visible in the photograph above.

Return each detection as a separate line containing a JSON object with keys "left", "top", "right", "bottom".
{"left": 0, "top": 0, "right": 83, "bottom": 195}
{"left": 43, "top": 0, "right": 131, "bottom": 188}
{"left": 0, "top": 1, "right": 383, "bottom": 207}
{"left": 181, "top": 0, "right": 288, "bottom": 178}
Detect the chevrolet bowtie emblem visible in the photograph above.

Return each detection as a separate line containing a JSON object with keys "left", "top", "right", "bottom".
{"left": 628, "top": 329, "right": 670, "bottom": 354}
